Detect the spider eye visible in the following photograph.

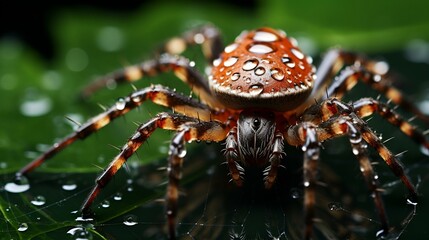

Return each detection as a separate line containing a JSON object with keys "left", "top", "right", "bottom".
{"left": 252, "top": 118, "right": 261, "bottom": 129}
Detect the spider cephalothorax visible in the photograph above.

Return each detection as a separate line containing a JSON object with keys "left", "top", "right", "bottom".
{"left": 18, "top": 25, "right": 428, "bottom": 239}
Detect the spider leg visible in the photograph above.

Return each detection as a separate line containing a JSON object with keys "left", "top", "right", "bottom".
{"left": 306, "top": 99, "right": 418, "bottom": 201}
{"left": 225, "top": 127, "right": 244, "bottom": 187}
{"left": 161, "top": 24, "right": 223, "bottom": 63}
{"left": 79, "top": 113, "right": 229, "bottom": 239}
{"left": 264, "top": 132, "right": 285, "bottom": 189}
{"left": 352, "top": 97, "right": 429, "bottom": 150}
{"left": 300, "top": 96, "right": 429, "bottom": 151}
{"left": 17, "top": 85, "right": 219, "bottom": 176}
{"left": 308, "top": 49, "right": 429, "bottom": 124}
{"left": 81, "top": 54, "right": 222, "bottom": 107}
{"left": 289, "top": 116, "right": 390, "bottom": 238}
{"left": 299, "top": 123, "right": 320, "bottom": 240}
{"left": 165, "top": 120, "right": 229, "bottom": 239}
{"left": 345, "top": 119, "right": 389, "bottom": 236}
{"left": 81, "top": 25, "right": 224, "bottom": 107}
{"left": 316, "top": 115, "right": 391, "bottom": 236}
{"left": 290, "top": 98, "right": 419, "bottom": 238}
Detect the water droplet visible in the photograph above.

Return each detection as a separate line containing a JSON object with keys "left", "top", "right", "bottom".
{"left": 17, "top": 223, "right": 28, "bottom": 232}
{"left": 303, "top": 181, "right": 310, "bottom": 187}
{"left": 75, "top": 216, "right": 94, "bottom": 222}
{"left": 131, "top": 92, "right": 142, "bottom": 103}
{"left": 420, "top": 145, "right": 429, "bottom": 156}
{"left": 67, "top": 227, "right": 93, "bottom": 240}
{"left": 254, "top": 67, "right": 266, "bottom": 76}
{"left": 289, "top": 37, "right": 298, "bottom": 47}
{"left": 373, "top": 61, "right": 389, "bottom": 75}
{"left": 253, "top": 31, "right": 278, "bottom": 42}
{"left": 113, "top": 192, "right": 122, "bottom": 201}
{"left": 66, "top": 48, "right": 89, "bottom": 72}
{"left": 248, "top": 84, "right": 264, "bottom": 95}
{"left": 224, "top": 43, "right": 238, "bottom": 53}
{"left": 376, "top": 229, "right": 387, "bottom": 239}
{"left": 242, "top": 59, "right": 259, "bottom": 71}
{"left": 20, "top": 90, "right": 52, "bottom": 117}
{"left": 213, "top": 58, "right": 221, "bottom": 67}
{"left": 286, "top": 62, "right": 296, "bottom": 68}
{"left": 230, "top": 72, "right": 240, "bottom": 81}
{"left": 406, "top": 198, "right": 418, "bottom": 206}
{"left": 193, "top": 33, "right": 205, "bottom": 44}
{"left": 115, "top": 97, "right": 126, "bottom": 110}
{"left": 101, "top": 200, "right": 110, "bottom": 208}
{"left": 290, "top": 188, "right": 303, "bottom": 199}
{"left": 106, "top": 78, "right": 117, "bottom": 90}
{"left": 291, "top": 48, "right": 305, "bottom": 60}
{"left": 281, "top": 54, "right": 292, "bottom": 63}
{"left": 177, "top": 147, "right": 187, "bottom": 158}
{"left": 42, "top": 71, "right": 63, "bottom": 90}
{"left": 223, "top": 56, "right": 239, "bottom": 67}
{"left": 248, "top": 44, "right": 274, "bottom": 54}
{"left": 31, "top": 195, "right": 46, "bottom": 206}
{"left": 0, "top": 162, "right": 7, "bottom": 169}
{"left": 123, "top": 215, "right": 138, "bottom": 226}
{"left": 328, "top": 202, "right": 342, "bottom": 211}
{"left": 4, "top": 175, "right": 30, "bottom": 193}
{"left": 373, "top": 74, "right": 382, "bottom": 82}
{"left": 271, "top": 68, "right": 284, "bottom": 81}
{"left": 62, "top": 181, "right": 77, "bottom": 191}
{"left": 404, "top": 39, "right": 429, "bottom": 63}
{"left": 97, "top": 26, "right": 124, "bottom": 52}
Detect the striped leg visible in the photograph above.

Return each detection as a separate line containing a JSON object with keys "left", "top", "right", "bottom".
{"left": 224, "top": 127, "right": 244, "bottom": 187}
{"left": 300, "top": 123, "right": 320, "bottom": 240}
{"left": 289, "top": 99, "right": 420, "bottom": 237}
{"left": 352, "top": 97, "right": 429, "bottom": 150}
{"left": 165, "top": 119, "right": 228, "bottom": 239}
{"left": 299, "top": 97, "right": 429, "bottom": 152}
{"left": 345, "top": 120, "right": 389, "bottom": 235}
{"left": 80, "top": 113, "right": 229, "bottom": 239}
{"left": 311, "top": 100, "right": 418, "bottom": 202}
{"left": 81, "top": 54, "right": 219, "bottom": 106}
{"left": 307, "top": 49, "right": 429, "bottom": 124}
{"left": 288, "top": 116, "right": 390, "bottom": 238}
{"left": 317, "top": 115, "right": 391, "bottom": 235}
{"left": 263, "top": 132, "right": 285, "bottom": 189}
{"left": 81, "top": 25, "right": 223, "bottom": 104}
{"left": 17, "top": 85, "right": 216, "bottom": 176}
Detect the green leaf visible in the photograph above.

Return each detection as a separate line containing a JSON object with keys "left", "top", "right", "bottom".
{"left": 263, "top": 0, "right": 429, "bottom": 51}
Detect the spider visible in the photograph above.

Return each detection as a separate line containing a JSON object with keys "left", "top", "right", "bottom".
{"left": 17, "top": 25, "right": 429, "bottom": 239}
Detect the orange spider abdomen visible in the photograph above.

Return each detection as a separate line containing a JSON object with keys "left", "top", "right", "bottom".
{"left": 209, "top": 27, "right": 316, "bottom": 111}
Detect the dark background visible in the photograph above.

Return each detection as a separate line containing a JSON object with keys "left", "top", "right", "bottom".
{"left": 0, "top": 0, "right": 256, "bottom": 61}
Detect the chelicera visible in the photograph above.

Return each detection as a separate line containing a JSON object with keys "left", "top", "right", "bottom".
{"left": 17, "top": 26, "right": 429, "bottom": 239}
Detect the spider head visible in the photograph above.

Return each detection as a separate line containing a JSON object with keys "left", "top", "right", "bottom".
{"left": 209, "top": 28, "right": 316, "bottom": 112}
{"left": 237, "top": 110, "right": 276, "bottom": 167}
